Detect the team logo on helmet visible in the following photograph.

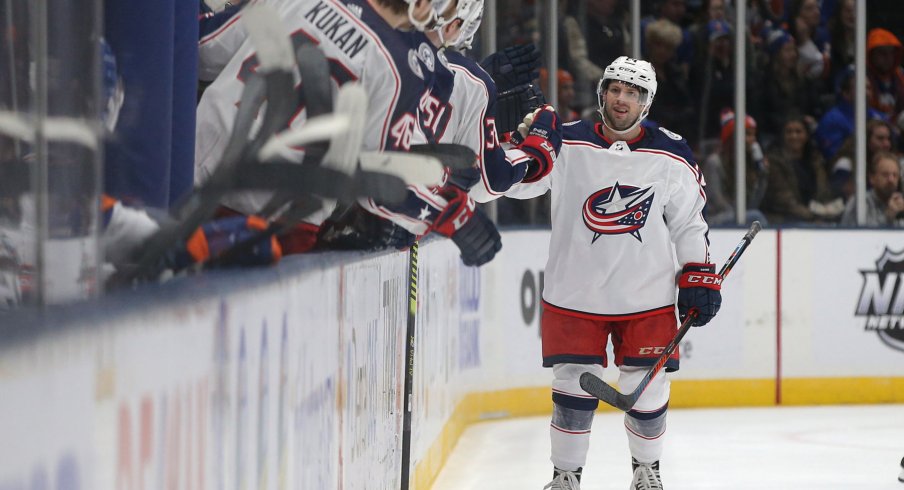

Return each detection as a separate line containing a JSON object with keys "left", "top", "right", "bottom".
{"left": 582, "top": 182, "right": 655, "bottom": 243}
{"left": 855, "top": 247, "right": 904, "bottom": 353}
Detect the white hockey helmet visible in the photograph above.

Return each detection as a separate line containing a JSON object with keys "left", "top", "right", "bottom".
{"left": 596, "top": 56, "right": 657, "bottom": 134}
{"left": 443, "top": 0, "right": 484, "bottom": 50}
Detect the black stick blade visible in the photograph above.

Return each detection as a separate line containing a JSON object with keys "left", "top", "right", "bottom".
{"left": 408, "top": 143, "right": 476, "bottom": 169}
{"left": 579, "top": 372, "right": 638, "bottom": 412}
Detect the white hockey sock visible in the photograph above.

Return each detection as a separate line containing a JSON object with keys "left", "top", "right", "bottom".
{"left": 619, "top": 366, "right": 670, "bottom": 463}
{"left": 549, "top": 363, "right": 603, "bottom": 470}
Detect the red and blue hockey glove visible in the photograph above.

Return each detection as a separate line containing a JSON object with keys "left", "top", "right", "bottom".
{"left": 168, "top": 215, "right": 282, "bottom": 271}
{"left": 516, "top": 105, "right": 562, "bottom": 183}
{"left": 431, "top": 187, "right": 502, "bottom": 266}
{"left": 677, "top": 263, "right": 722, "bottom": 326}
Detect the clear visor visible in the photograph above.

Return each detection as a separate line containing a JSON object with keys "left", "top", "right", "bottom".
{"left": 598, "top": 80, "right": 651, "bottom": 106}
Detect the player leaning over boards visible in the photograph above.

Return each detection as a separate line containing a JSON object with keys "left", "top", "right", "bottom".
{"left": 505, "top": 56, "right": 721, "bottom": 490}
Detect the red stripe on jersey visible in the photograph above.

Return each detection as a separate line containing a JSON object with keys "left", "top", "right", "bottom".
{"left": 562, "top": 139, "right": 605, "bottom": 150}
{"left": 542, "top": 300, "right": 674, "bottom": 321}
{"left": 595, "top": 124, "right": 646, "bottom": 145}
{"left": 200, "top": 15, "right": 242, "bottom": 45}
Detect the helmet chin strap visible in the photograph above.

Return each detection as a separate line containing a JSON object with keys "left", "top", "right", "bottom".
{"left": 598, "top": 100, "right": 645, "bottom": 136}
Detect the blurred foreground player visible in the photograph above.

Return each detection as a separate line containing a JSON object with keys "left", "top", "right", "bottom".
{"left": 504, "top": 56, "right": 720, "bottom": 490}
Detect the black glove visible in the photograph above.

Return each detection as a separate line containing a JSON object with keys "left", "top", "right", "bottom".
{"left": 445, "top": 165, "right": 481, "bottom": 191}
{"left": 495, "top": 83, "right": 546, "bottom": 134}
{"left": 677, "top": 263, "right": 722, "bottom": 326}
{"left": 431, "top": 187, "right": 502, "bottom": 266}
{"left": 317, "top": 204, "right": 415, "bottom": 251}
{"left": 480, "top": 43, "right": 542, "bottom": 92}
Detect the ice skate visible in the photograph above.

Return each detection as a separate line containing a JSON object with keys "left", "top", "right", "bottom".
{"left": 630, "top": 458, "right": 662, "bottom": 490}
{"left": 543, "top": 467, "right": 582, "bottom": 490}
{"left": 898, "top": 456, "right": 904, "bottom": 483}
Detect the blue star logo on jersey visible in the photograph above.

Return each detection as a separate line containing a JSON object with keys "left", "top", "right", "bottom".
{"left": 582, "top": 182, "right": 655, "bottom": 243}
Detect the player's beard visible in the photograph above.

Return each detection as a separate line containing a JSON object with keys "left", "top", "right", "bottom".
{"left": 603, "top": 104, "right": 639, "bottom": 132}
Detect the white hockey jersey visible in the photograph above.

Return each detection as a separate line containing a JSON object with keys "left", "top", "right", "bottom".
{"left": 506, "top": 122, "right": 710, "bottom": 319}
{"left": 440, "top": 50, "right": 533, "bottom": 202}
{"left": 196, "top": 0, "right": 439, "bottom": 217}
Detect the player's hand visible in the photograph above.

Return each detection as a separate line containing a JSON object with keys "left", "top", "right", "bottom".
{"left": 516, "top": 105, "right": 562, "bottom": 183}
{"left": 480, "top": 43, "right": 541, "bottom": 92}
{"left": 430, "top": 186, "right": 502, "bottom": 266}
{"left": 677, "top": 263, "right": 722, "bottom": 326}
{"left": 496, "top": 83, "right": 546, "bottom": 134}
{"left": 887, "top": 192, "right": 904, "bottom": 221}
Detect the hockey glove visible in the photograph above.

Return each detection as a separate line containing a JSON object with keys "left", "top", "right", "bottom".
{"left": 677, "top": 263, "right": 722, "bottom": 326}
{"left": 318, "top": 204, "right": 416, "bottom": 251}
{"left": 431, "top": 187, "right": 502, "bottom": 266}
{"left": 445, "top": 165, "right": 482, "bottom": 191}
{"left": 480, "top": 43, "right": 542, "bottom": 92}
{"left": 516, "top": 105, "right": 562, "bottom": 183}
{"left": 495, "top": 83, "right": 546, "bottom": 134}
{"left": 167, "top": 215, "right": 282, "bottom": 271}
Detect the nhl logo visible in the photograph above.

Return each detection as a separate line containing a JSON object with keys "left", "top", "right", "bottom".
{"left": 855, "top": 247, "right": 904, "bottom": 353}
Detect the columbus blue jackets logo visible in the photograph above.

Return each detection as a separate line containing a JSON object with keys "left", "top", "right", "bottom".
{"left": 582, "top": 181, "right": 655, "bottom": 243}
{"left": 855, "top": 247, "right": 904, "bottom": 353}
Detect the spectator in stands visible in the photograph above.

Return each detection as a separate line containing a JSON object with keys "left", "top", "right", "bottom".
{"left": 788, "top": 0, "right": 830, "bottom": 81}
{"left": 702, "top": 110, "right": 769, "bottom": 225}
{"left": 840, "top": 151, "right": 904, "bottom": 227}
{"left": 688, "top": 0, "right": 726, "bottom": 68}
{"left": 692, "top": 19, "right": 735, "bottom": 150}
{"left": 760, "top": 28, "right": 820, "bottom": 143}
{"left": 643, "top": 0, "right": 695, "bottom": 68}
{"left": 814, "top": 65, "right": 886, "bottom": 161}
{"left": 559, "top": 0, "right": 604, "bottom": 108}
{"left": 538, "top": 67, "right": 580, "bottom": 123}
{"left": 761, "top": 116, "right": 842, "bottom": 224}
{"left": 830, "top": 119, "right": 897, "bottom": 200}
{"left": 644, "top": 19, "right": 693, "bottom": 132}
{"left": 585, "top": 0, "right": 630, "bottom": 72}
{"left": 827, "top": 0, "right": 855, "bottom": 88}
{"left": 866, "top": 28, "right": 904, "bottom": 131}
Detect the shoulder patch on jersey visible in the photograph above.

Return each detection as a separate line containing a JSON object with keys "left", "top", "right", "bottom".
{"left": 345, "top": 3, "right": 363, "bottom": 18}
{"left": 658, "top": 127, "right": 683, "bottom": 141}
{"left": 437, "top": 49, "right": 449, "bottom": 69}
{"left": 408, "top": 49, "right": 424, "bottom": 79}
{"left": 417, "top": 43, "right": 435, "bottom": 72}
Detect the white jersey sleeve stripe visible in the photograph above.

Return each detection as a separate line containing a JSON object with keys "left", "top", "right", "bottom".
{"left": 200, "top": 14, "right": 244, "bottom": 45}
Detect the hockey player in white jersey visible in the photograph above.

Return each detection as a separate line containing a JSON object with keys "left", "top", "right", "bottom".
{"left": 505, "top": 57, "right": 721, "bottom": 490}
{"left": 196, "top": 0, "right": 503, "bottom": 265}
{"left": 422, "top": 0, "right": 561, "bottom": 201}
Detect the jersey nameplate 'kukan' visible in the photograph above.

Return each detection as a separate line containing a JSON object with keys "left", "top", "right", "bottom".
{"left": 196, "top": 0, "right": 443, "bottom": 216}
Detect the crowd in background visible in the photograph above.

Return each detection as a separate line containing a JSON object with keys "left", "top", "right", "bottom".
{"left": 494, "top": 0, "right": 904, "bottom": 228}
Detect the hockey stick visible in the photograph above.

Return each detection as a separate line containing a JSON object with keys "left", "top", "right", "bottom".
{"left": 579, "top": 221, "right": 762, "bottom": 412}
{"left": 109, "top": 4, "right": 298, "bottom": 286}
{"left": 399, "top": 241, "right": 418, "bottom": 490}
